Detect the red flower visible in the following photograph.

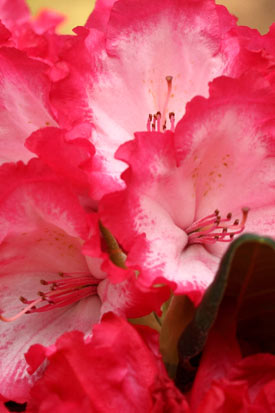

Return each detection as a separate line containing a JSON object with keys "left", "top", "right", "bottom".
{"left": 26, "top": 313, "right": 190, "bottom": 413}
{"left": 189, "top": 313, "right": 275, "bottom": 412}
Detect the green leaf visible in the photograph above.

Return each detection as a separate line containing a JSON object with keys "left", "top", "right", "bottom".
{"left": 176, "top": 233, "right": 275, "bottom": 391}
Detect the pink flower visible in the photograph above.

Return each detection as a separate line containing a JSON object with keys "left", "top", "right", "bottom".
{"left": 194, "top": 354, "right": 275, "bottom": 412}
{"left": 49, "top": 0, "right": 243, "bottom": 199}
{"left": 0, "top": 0, "right": 66, "bottom": 65}
{"left": 0, "top": 47, "right": 57, "bottom": 164}
{"left": 0, "top": 0, "right": 29, "bottom": 32}
{"left": 188, "top": 309, "right": 275, "bottom": 412}
{"left": 0, "top": 159, "right": 167, "bottom": 402}
{"left": 25, "top": 313, "right": 190, "bottom": 413}
{"left": 0, "top": 0, "right": 72, "bottom": 166}
{"left": 100, "top": 73, "right": 275, "bottom": 304}
{"left": 0, "top": 159, "right": 100, "bottom": 400}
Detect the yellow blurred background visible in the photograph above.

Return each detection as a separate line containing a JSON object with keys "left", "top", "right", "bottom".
{"left": 26, "top": 0, "right": 275, "bottom": 34}
{"left": 27, "top": 0, "right": 94, "bottom": 33}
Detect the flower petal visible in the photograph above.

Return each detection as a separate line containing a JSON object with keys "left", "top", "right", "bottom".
{"left": 0, "top": 160, "right": 101, "bottom": 400}
{"left": 0, "top": 48, "right": 57, "bottom": 163}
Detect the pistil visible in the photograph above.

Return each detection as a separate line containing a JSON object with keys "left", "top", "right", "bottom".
{"left": 146, "top": 76, "right": 175, "bottom": 132}
{"left": 0, "top": 272, "right": 99, "bottom": 322}
{"left": 162, "top": 76, "right": 173, "bottom": 124}
{"left": 186, "top": 208, "right": 249, "bottom": 245}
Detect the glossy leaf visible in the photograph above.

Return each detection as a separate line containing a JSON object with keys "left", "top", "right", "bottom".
{"left": 176, "top": 233, "right": 275, "bottom": 391}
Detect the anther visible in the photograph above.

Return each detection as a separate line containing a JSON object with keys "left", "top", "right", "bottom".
{"left": 147, "top": 114, "right": 152, "bottom": 131}
{"left": 169, "top": 112, "right": 175, "bottom": 132}
{"left": 1, "top": 272, "right": 100, "bottom": 322}
{"left": 241, "top": 207, "right": 250, "bottom": 222}
{"left": 186, "top": 207, "right": 250, "bottom": 246}
{"left": 158, "top": 113, "right": 162, "bottom": 131}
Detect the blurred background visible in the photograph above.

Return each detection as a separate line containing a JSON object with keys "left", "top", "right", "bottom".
{"left": 26, "top": 0, "right": 275, "bottom": 34}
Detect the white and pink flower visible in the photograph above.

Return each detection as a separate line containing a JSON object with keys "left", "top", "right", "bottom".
{"left": 49, "top": 0, "right": 244, "bottom": 199}
{"left": 100, "top": 73, "right": 275, "bottom": 304}
{"left": 0, "top": 159, "right": 166, "bottom": 401}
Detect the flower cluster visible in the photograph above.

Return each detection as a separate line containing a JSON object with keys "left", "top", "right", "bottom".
{"left": 0, "top": 0, "right": 275, "bottom": 411}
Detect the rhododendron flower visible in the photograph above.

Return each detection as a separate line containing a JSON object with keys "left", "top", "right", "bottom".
{"left": 26, "top": 313, "right": 190, "bottom": 413}
{"left": 49, "top": 0, "right": 244, "bottom": 198}
{"left": 194, "top": 354, "right": 275, "bottom": 412}
{"left": 100, "top": 73, "right": 275, "bottom": 303}
{"left": 0, "top": 0, "right": 74, "bottom": 166}
{"left": 0, "top": 159, "right": 167, "bottom": 402}
{"left": 0, "top": 159, "right": 101, "bottom": 400}
{"left": 0, "top": 0, "right": 66, "bottom": 64}
{"left": 0, "top": 47, "right": 58, "bottom": 164}
{"left": 189, "top": 308, "right": 275, "bottom": 412}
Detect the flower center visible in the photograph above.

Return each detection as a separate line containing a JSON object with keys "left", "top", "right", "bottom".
{"left": 0, "top": 272, "right": 100, "bottom": 322}
{"left": 185, "top": 207, "right": 249, "bottom": 245}
{"left": 147, "top": 76, "right": 175, "bottom": 132}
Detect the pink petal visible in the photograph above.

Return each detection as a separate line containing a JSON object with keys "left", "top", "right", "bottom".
{"left": 0, "top": 48, "right": 57, "bottom": 163}
{"left": 174, "top": 74, "right": 275, "bottom": 224}
{"left": 85, "top": 0, "right": 116, "bottom": 32}
{"left": 27, "top": 313, "right": 189, "bottom": 412}
{"left": 0, "top": 160, "right": 91, "bottom": 241}
{"left": 1, "top": 291, "right": 100, "bottom": 401}
{"left": 100, "top": 131, "right": 196, "bottom": 295}
{"left": 0, "top": 0, "right": 30, "bottom": 29}
{"left": 26, "top": 126, "right": 120, "bottom": 200}
{"left": 0, "top": 160, "right": 102, "bottom": 400}
{"left": 51, "top": 0, "right": 240, "bottom": 197}
{"left": 101, "top": 72, "right": 275, "bottom": 301}
{"left": 26, "top": 127, "right": 96, "bottom": 197}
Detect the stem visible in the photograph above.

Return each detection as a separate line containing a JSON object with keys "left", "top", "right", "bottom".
{"left": 160, "top": 294, "right": 195, "bottom": 378}
{"left": 99, "top": 221, "right": 126, "bottom": 269}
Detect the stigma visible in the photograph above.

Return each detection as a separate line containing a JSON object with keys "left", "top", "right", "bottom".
{"left": 0, "top": 272, "right": 100, "bottom": 322}
{"left": 185, "top": 207, "right": 250, "bottom": 245}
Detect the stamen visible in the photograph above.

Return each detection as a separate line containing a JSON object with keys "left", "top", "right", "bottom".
{"left": 0, "top": 272, "right": 100, "bottom": 322}
{"left": 146, "top": 76, "right": 176, "bottom": 132}
{"left": 152, "top": 114, "right": 156, "bottom": 131}
{"left": 186, "top": 207, "right": 250, "bottom": 246}
{"left": 147, "top": 114, "right": 152, "bottom": 131}
{"left": 156, "top": 111, "right": 161, "bottom": 132}
{"left": 169, "top": 112, "right": 175, "bottom": 132}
